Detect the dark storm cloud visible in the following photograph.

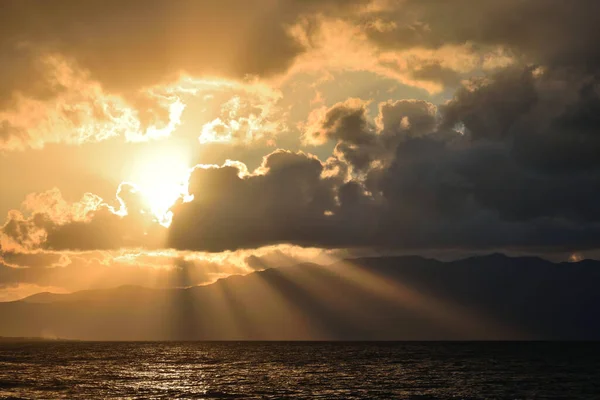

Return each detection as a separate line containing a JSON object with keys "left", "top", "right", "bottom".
{"left": 376, "top": 99, "right": 438, "bottom": 138}
{"left": 443, "top": 67, "right": 600, "bottom": 173}
{"left": 163, "top": 66, "right": 600, "bottom": 253}
{"left": 316, "top": 100, "right": 374, "bottom": 145}
{"left": 168, "top": 151, "right": 337, "bottom": 252}
{"left": 304, "top": 99, "right": 380, "bottom": 172}
{"left": 441, "top": 67, "right": 539, "bottom": 141}
{"left": 363, "top": 0, "right": 600, "bottom": 71}
{"left": 408, "top": 62, "right": 463, "bottom": 88}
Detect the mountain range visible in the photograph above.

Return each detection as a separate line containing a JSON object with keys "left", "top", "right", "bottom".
{"left": 1, "top": 254, "right": 599, "bottom": 340}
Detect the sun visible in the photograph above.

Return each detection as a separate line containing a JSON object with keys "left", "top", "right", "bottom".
{"left": 128, "top": 144, "right": 191, "bottom": 226}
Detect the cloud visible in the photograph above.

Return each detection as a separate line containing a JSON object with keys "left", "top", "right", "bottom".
{"left": 0, "top": 55, "right": 131, "bottom": 150}
{"left": 0, "top": 244, "right": 342, "bottom": 298}
{"left": 302, "top": 98, "right": 373, "bottom": 146}
{"left": 0, "top": 250, "right": 67, "bottom": 269}
{"left": 44, "top": 184, "right": 167, "bottom": 251}
{"left": 166, "top": 74, "right": 600, "bottom": 254}
{"left": 0, "top": 0, "right": 380, "bottom": 105}
{"left": 443, "top": 67, "right": 600, "bottom": 173}
{"left": 6, "top": 61, "right": 600, "bottom": 257}
{"left": 0, "top": 54, "right": 185, "bottom": 150}
{"left": 0, "top": 59, "right": 287, "bottom": 150}
{"left": 4, "top": 0, "right": 600, "bottom": 258}
{"left": 285, "top": 17, "right": 502, "bottom": 94}
{"left": 0, "top": 1, "right": 372, "bottom": 150}
{"left": 362, "top": 0, "right": 600, "bottom": 71}
{"left": 303, "top": 97, "right": 438, "bottom": 173}
{"left": 197, "top": 86, "right": 284, "bottom": 145}
{"left": 1, "top": 185, "right": 166, "bottom": 252}
{"left": 2, "top": 0, "right": 555, "bottom": 151}
{"left": 1, "top": 1, "right": 305, "bottom": 95}
{"left": 280, "top": 0, "right": 600, "bottom": 95}
{"left": 168, "top": 150, "right": 337, "bottom": 252}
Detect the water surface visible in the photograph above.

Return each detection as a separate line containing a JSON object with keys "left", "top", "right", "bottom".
{"left": 0, "top": 342, "right": 598, "bottom": 399}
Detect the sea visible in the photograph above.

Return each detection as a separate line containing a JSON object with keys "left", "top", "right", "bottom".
{"left": 0, "top": 342, "right": 599, "bottom": 399}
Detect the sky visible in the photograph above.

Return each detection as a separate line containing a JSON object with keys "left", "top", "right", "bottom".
{"left": 2, "top": 0, "right": 600, "bottom": 301}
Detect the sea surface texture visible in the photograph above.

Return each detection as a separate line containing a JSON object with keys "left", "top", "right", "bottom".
{"left": 0, "top": 342, "right": 598, "bottom": 399}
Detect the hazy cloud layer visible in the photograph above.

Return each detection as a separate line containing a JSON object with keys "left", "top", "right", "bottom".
{"left": 0, "top": 244, "right": 338, "bottom": 300}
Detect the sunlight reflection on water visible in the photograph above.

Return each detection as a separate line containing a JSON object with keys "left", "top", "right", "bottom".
{"left": 0, "top": 342, "right": 599, "bottom": 399}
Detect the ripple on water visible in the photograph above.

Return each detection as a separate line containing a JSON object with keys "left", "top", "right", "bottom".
{"left": 0, "top": 342, "right": 599, "bottom": 399}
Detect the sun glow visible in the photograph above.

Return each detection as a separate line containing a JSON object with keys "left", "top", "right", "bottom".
{"left": 129, "top": 145, "right": 191, "bottom": 226}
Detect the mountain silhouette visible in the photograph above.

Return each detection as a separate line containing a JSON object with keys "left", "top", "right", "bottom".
{"left": 1, "top": 255, "right": 599, "bottom": 340}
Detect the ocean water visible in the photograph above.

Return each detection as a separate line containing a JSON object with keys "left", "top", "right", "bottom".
{"left": 0, "top": 342, "right": 599, "bottom": 399}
